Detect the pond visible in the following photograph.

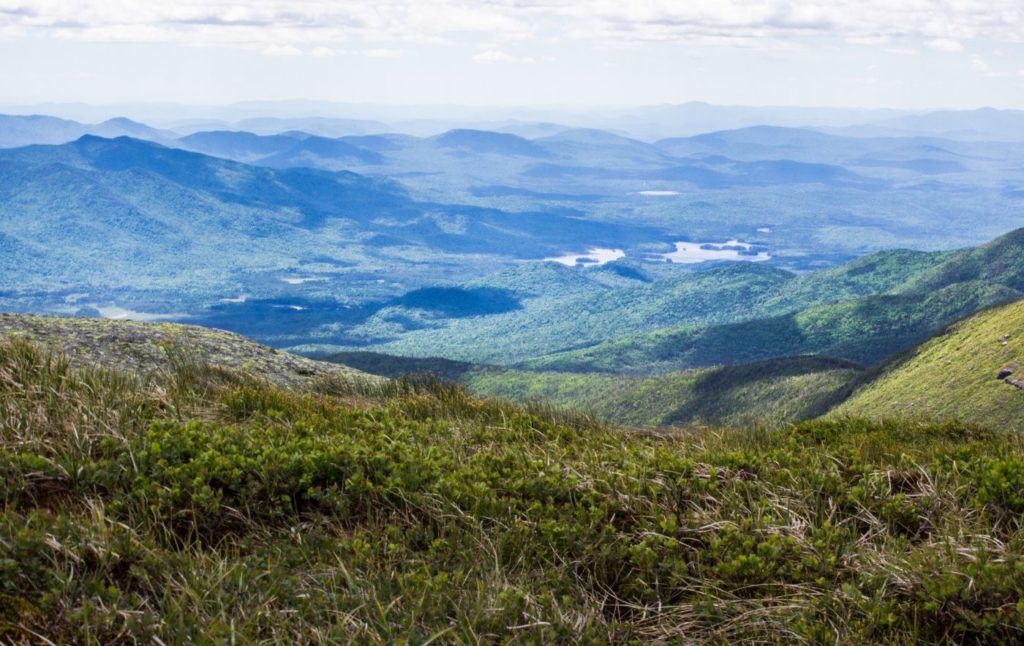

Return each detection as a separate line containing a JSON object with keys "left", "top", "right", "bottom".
{"left": 543, "top": 248, "right": 626, "bottom": 266}
{"left": 655, "top": 239, "right": 771, "bottom": 263}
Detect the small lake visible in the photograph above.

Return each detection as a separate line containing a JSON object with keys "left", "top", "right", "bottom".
{"left": 97, "top": 305, "right": 187, "bottom": 322}
{"left": 281, "top": 277, "right": 327, "bottom": 285}
{"left": 543, "top": 248, "right": 626, "bottom": 266}
{"left": 656, "top": 240, "right": 771, "bottom": 264}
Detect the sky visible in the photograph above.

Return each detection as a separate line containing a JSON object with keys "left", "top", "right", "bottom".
{"left": 1, "top": 0, "right": 1024, "bottom": 110}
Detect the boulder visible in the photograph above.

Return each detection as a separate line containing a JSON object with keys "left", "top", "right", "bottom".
{"left": 998, "top": 367, "right": 1015, "bottom": 380}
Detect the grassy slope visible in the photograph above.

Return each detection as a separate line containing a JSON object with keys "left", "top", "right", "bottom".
{"left": 834, "top": 300, "right": 1024, "bottom": 430}
{"left": 4, "top": 319, "right": 1024, "bottom": 642}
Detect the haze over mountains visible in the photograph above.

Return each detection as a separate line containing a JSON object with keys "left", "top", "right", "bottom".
{"left": 1, "top": 101, "right": 1023, "bottom": 431}
{"left": 5, "top": 101, "right": 1024, "bottom": 141}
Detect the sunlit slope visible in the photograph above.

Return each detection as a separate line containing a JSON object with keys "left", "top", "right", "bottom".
{"left": 834, "top": 299, "right": 1024, "bottom": 430}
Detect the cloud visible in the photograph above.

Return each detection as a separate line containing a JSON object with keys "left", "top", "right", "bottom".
{"left": 361, "top": 47, "right": 404, "bottom": 59}
{"left": 262, "top": 43, "right": 302, "bottom": 56}
{"left": 473, "top": 49, "right": 534, "bottom": 64}
{"left": 2, "top": 0, "right": 1024, "bottom": 52}
{"left": 928, "top": 38, "right": 965, "bottom": 53}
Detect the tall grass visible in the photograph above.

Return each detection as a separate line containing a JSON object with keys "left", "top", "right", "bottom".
{"left": 3, "top": 338, "right": 1024, "bottom": 643}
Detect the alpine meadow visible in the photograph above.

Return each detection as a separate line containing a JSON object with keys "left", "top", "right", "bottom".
{"left": 3, "top": 1, "right": 1024, "bottom": 643}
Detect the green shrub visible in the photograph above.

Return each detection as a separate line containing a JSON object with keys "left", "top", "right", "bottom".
{"left": 4, "top": 339, "right": 1024, "bottom": 642}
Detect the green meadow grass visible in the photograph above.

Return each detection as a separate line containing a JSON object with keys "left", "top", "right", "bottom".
{"left": 2, "top": 335, "right": 1024, "bottom": 643}
{"left": 836, "top": 300, "right": 1024, "bottom": 431}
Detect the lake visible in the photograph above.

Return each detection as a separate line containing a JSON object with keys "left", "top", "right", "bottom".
{"left": 543, "top": 248, "right": 626, "bottom": 266}
{"left": 656, "top": 240, "right": 771, "bottom": 263}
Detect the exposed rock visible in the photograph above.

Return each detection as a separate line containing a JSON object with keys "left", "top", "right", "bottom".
{"left": 1006, "top": 379, "right": 1024, "bottom": 391}
{"left": 0, "top": 313, "right": 375, "bottom": 390}
{"left": 998, "top": 367, "right": 1015, "bottom": 380}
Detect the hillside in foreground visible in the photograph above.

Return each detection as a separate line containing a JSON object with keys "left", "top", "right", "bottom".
{"left": 3, "top": 315, "right": 1024, "bottom": 643}
{"left": 834, "top": 300, "right": 1024, "bottom": 429}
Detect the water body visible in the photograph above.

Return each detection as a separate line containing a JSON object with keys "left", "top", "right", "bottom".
{"left": 97, "top": 305, "right": 188, "bottom": 322}
{"left": 281, "top": 277, "right": 327, "bottom": 285}
{"left": 543, "top": 248, "right": 626, "bottom": 266}
{"left": 656, "top": 240, "right": 771, "bottom": 264}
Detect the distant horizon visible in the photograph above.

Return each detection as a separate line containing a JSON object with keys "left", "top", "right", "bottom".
{"left": 5, "top": 98, "right": 1024, "bottom": 144}
{"left": 3, "top": 99, "right": 1024, "bottom": 116}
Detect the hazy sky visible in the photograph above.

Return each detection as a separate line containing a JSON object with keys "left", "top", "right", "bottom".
{"left": 2, "top": 0, "right": 1024, "bottom": 109}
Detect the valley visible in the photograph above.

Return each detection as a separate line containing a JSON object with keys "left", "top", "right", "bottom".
{"left": 1, "top": 110, "right": 1023, "bottom": 435}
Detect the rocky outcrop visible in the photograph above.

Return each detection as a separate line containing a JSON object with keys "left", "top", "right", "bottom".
{"left": 0, "top": 313, "right": 374, "bottom": 390}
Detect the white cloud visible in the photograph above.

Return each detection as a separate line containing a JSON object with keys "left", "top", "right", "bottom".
{"left": 928, "top": 38, "right": 965, "bottom": 53}
{"left": 2, "top": 1, "right": 1024, "bottom": 51}
{"left": 971, "top": 56, "right": 991, "bottom": 72}
{"left": 361, "top": 48, "right": 404, "bottom": 59}
{"left": 473, "top": 49, "right": 534, "bottom": 64}
{"left": 262, "top": 43, "right": 301, "bottom": 56}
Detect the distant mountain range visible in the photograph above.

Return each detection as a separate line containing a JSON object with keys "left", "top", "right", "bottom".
{"left": 4, "top": 102, "right": 1024, "bottom": 142}
{"left": 0, "top": 114, "right": 176, "bottom": 148}
{"left": 0, "top": 134, "right": 660, "bottom": 301}
{"left": 0, "top": 114, "right": 1022, "bottom": 403}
